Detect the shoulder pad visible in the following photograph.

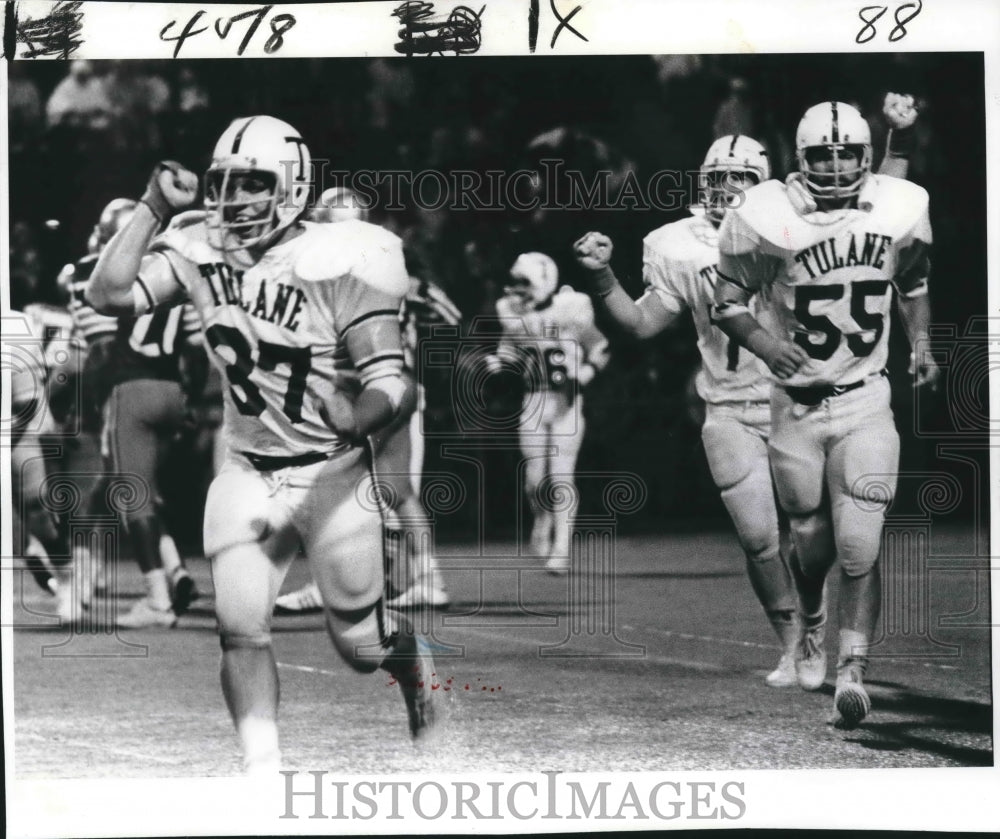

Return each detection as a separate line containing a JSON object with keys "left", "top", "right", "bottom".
{"left": 295, "top": 220, "right": 408, "bottom": 297}
{"left": 151, "top": 212, "right": 212, "bottom": 263}
{"left": 645, "top": 216, "right": 715, "bottom": 262}
{"left": 730, "top": 179, "right": 812, "bottom": 250}
{"left": 867, "top": 175, "right": 929, "bottom": 236}
{"left": 553, "top": 287, "right": 594, "bottom": 326}
{"left": 167, "top": 210, "right": 208, "bottom": 232}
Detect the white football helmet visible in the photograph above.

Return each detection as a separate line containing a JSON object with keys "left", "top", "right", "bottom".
{"left": 205, "top": 115, "right": 312, "bottom": 250}
{"left": 796, "top": 101, "right": 872, "bottom": 201}
{"left": 88, "top": 197, "right": 137, "bottom": 255}
{"left": 700, "top": 135, "right": 770, "bottom": 225}
{"left": 505, "top": 252, "right": 558, "bottom": 311}
{"left": 310, "top": 187, "right": 371, "bottom": 224}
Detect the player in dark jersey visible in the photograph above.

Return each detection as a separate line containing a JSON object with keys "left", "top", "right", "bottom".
{"left": 64, "top": 198, "right": 203, "bottom": 628}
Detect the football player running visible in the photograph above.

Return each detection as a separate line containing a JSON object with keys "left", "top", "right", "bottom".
{"left": 486, "top": 253, "right": 610, "bottom": 574}
{"left": 573, "top": 136, "right": 801, "bottom": 688}
{"left": 710, "top": 101, "right": 938, "bottom": 729}
{"left": 88, "top": 116, "right": 436, "bottom": 773}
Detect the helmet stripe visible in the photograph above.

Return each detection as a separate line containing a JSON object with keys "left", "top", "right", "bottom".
{"left": 830, "top": 102, "right": 839, "bottom": 143}
{"left": 231, "top": 117, "right": 256, "bottom": 154}
{"left": 728, "top": 134, "right": 739, "bottom": 156}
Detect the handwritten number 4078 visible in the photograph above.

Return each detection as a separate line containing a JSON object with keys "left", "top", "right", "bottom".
{"left": 856, "top": 0, "right": 921, "bottom": 43}
{"left": 160, "top": 5, "right": 296, "bottom": 58}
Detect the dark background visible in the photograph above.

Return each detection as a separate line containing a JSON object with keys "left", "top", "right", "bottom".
{"left": 7, "top": 53, "right": 989, "bottom": 547}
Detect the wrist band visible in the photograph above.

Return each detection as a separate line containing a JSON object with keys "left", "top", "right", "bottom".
{"left": 590, "top": 265, "right": 619, "bottom": 298}
{"left": 886, "top": 128, "right": 916, "bottom": 159}
{"left": 138, "top": 198, "right": 165, "bottom": 227}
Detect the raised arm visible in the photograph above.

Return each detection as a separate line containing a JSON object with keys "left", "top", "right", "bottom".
{"left": 572, "top": 232, "right": 679, "bottom": 340}
{"left": 878, "top": 92, "right": 919, "bottom": 180}
{"left": 87, "top": 162, "right": 198, "bottom": 314}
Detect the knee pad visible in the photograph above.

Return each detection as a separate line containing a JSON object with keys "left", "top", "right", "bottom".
{"left": 219, "top": 631, "right": 272, "bottom": 651}
{"left": 788, "top": 511, "right": 835, "bottom": 578}
{"left": 835, "top": 523, "right": 883, "bottom": 578}
{"left": 326, "top": 602, "right": 388, "bottom": 674}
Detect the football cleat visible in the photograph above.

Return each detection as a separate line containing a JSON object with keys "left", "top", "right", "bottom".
{"left": 384, "top": 632, "right": 437, "bottom": 740}
{"left": 795, "top": 620, "right": 827, "bottom": 691}
{"left": 833, "top": 662, "right": 871, "bottom": 730}
{"left": 765, "top": 652, "right": 798, "bottom": 688}
{"left": 169, "top": 567, "right": 200, "bottom": 616}
{"left": 22, "top": 536, "right": 59, "bottom": 596}
{"left": 544, "top": 554, "right": 569, "bottom": 576}
{"left": 116, "top": 597, "right": 178, "bottom": 629}
{"left": 386, "top": 575, "right": 451, "bottom": 609}
{"left": 274, "top": 581, "right": 324, "bottom": 615}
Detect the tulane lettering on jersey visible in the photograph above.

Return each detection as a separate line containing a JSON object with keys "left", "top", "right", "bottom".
{"left": 716, "top": 175, "right": 932, "bottom": 387}
{"left": 641, "top": 213, "right": 770, "bottom": 404}
{"left": 145, "top": 214, "right": 408, "bottom": 457}
{"left": 196, "top": 263, "right": 308, "bottom": 332}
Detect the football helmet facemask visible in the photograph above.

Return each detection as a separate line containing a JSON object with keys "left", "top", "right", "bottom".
{"left": 505, "top": 252, "right": 559, "bottom": 312}
{"left": 205, "top": 115, "right": 312, "bottom": 251}
{"left": 88, "top": 198, "right": 137, "bottom": 255}
{"left": 700, "top": 135, "right": 770, "bottom": 226}
{"left": 796, "top": 101, "right": 872, "bottom": 202}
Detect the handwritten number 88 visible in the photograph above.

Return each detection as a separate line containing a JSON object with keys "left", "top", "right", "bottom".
{"left": 856, "top": 1, "right": 922, "bottom": 43}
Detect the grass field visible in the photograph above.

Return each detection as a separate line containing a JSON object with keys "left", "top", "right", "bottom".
{"left": 11, "top": 526, "right": 993, "bottom": 779}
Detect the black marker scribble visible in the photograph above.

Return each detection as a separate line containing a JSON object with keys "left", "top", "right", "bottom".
{"left": 527, "top": 0, "right": 539, "bottom": 53}
{"left": 549, "top": 0, "right": 586, "bottom": 48}
{"left": 13, "top": 0, "right": 84, "bottom": 59}
{"left": 392, "top": 1, "right": 485, "bottom": 57}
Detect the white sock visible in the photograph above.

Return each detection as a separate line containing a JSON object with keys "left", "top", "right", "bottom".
{"left": 238, "top": 716, "right": 281, "bottom": 775}
{"left": 145, "top": 569, "right": 171, "bottom": 610}
{"left": 159, "top": 534, "right": 182, "bottom": 576}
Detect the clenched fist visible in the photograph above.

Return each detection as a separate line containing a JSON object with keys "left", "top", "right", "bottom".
{"left": 883, "top": 92, "right": 918, "bottom": 131}
{"left": 573, "top": 231, "right": 619, "bottom": 297}
{"left": 573, "top": 231, "right": 614, "bottom": 271}
{"left": 142, "top": 161, "right": 199, "bottom": 225}
{"left": 762, "top": 339, "right": 810, "bottom": 380}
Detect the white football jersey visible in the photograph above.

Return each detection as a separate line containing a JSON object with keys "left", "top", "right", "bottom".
{"left": 144, "top": 214, "right": 409, "bottom": 457}
{"left": 496, "top": 287, "right": 608, "bottom": 391}
{"left": 641, "top": 212, "right": 770, "bottom": 404}
{"left": 717, "top": 174, "right": 931, "bottom": 387}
